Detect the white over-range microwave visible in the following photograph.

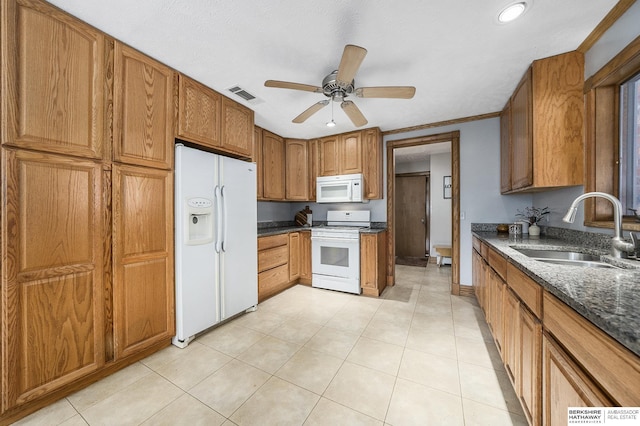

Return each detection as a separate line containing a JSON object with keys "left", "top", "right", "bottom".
{"left": 316, "top": 173, "right": 363, "bottom": 203}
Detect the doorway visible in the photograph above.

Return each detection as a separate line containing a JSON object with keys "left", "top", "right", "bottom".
{"left": 395, "top": 174, "right": 429, "bottom": 266}
{"left": 386, "top": 131, "right": 461, "bottom": 295}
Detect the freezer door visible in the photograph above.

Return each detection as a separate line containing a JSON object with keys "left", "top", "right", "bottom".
{"left": 174, "top": 144, "right": 220, "bottom": 343}
{"left": 219, "top": 156, "right": 258, "bottom": 320}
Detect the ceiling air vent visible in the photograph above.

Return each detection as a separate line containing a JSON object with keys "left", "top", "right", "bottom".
{"left": 227, "top": 85, "right": 264, "bottom": 105}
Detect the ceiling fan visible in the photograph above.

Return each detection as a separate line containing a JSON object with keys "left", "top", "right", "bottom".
{"left": 264, "top": 44, "right": 416, "bottom": 127}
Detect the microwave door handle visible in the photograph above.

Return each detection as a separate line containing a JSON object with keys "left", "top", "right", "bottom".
{"left": 347, "top": 182, "right": 352, "bottom": 200}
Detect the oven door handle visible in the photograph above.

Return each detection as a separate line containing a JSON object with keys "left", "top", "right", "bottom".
{"left": 311, "top": 236, "right": 359, "bottom": 243}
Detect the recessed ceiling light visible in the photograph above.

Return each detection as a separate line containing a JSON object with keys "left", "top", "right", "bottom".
{"left": 498, "top": 1, "right": 529, "bottom": 23}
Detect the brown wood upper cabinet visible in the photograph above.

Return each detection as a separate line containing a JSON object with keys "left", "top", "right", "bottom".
{"left": 254, "top": 126, "right": 264, "bottom": 198}
{"left": 176, "top": 74, "right": 254, "bottom": 158}
{"left": 1, "top": 0, "right": 106, "bottom": 159}
{"left": 261, "top": 130, "right": 286, "bottom": 200}
{"left": 501, "top": 51, "right": 584, "bottom": 193}
{"left": 113, "top": 42, "right": 174, "bottom": 170}
{"left": 318, "top": 128, "right": 383, "bottom": 199}
{"left": 285, "top": 139, "right": 311, "bottom": 201}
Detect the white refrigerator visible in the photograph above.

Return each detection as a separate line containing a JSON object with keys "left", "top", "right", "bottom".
{"left": 173, "top": 144, "right": 257, "bottom": 348}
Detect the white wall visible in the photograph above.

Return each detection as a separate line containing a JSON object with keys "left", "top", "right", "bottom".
{"left": 429, "top": 152, "right": 452, "bottom": 254}
{"left": 396, "top": 158, "right": 429, "bottom": 174}
{"left": 385, "top": 118, "right": 533, "bottom": 286}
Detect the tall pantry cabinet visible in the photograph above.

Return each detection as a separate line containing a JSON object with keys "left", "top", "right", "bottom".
{"left": 0, "top": 0, "right": 173, "bottom": 420}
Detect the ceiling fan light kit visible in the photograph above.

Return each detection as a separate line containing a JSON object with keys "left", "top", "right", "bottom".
{"left": 265, "top": 44, "right": 416, "bottom": 127}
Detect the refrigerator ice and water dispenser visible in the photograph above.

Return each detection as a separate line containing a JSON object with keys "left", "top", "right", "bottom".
{"left": 185, "top": 197, "right": 214, "bottom": 245}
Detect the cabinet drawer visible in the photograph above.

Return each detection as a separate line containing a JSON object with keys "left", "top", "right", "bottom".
{"left": 480, "top": 241, "right": 488, "bottom": 259}
{"left": 258, "top": 234, "right": 288, "bottom": 251}
{"left": 543, "top": 292, "right": 640, "bottom": 406}
{"left": 472, "top": 236, "right": 481, "bottom": 252}
{"left": 258, "top": 245, "right": 288, "bottom": 272}
{"left": 488, "top": 247, "right": 507, "bottom": 280}
{"left": 507, "top": 263, "right": 542, "bottom": 318}
{"left": 258, "top": 263, "right": 289, "bottom": 294}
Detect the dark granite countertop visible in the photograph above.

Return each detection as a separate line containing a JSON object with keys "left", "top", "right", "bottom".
{"left": 473, "top": 231, "right": 640, "bottom": 357}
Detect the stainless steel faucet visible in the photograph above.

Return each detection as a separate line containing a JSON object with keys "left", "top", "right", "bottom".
{"left": 562, "top": 191, "right": 635, "bottom": 258}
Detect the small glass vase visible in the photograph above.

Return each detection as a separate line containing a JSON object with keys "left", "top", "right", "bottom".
{"left": 529, "top": 223, "right": 540, "bottom": 236}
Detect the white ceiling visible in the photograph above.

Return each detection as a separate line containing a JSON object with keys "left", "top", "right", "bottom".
{"left": 48, "top": 0, "right": 618, "bottom": 140}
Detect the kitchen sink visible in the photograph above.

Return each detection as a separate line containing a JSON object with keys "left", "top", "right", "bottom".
{"left": 512, "top": 248, "right": 620, "bottom": 269}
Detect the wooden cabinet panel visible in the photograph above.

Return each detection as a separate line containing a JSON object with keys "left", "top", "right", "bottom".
{"left": 258, "top": 264, "right": 289, "bottom": 298}
{"left": 1, "top": 148, "right": 104, "bottom": 408}
{"left": 362, "top": 128, "right": 382, "bottom": 199}
{"left": 487, "top": 247, "right": 507, "bottom": 280}
{"left": 258, "top": 245, "right": 288, "bottom": 272}
{"left": 503, "top": 289, "right": 520, "bottom": 385}
{"left": 360, "top": 231, "right": 387, "bottom": 297}
{"left": 113, "top": 42, "right": 174, "bottom": 169}
{"left": 254, "top": 127, "right": 264, "bottom": 198}
{"left": 518, "top": 305, "right": 542, "bottom": 425}
{"left": 543, "top": 292, "right": 640, "bottom": 406}
{"left": 258, "top": 233, "right": 288, "bottom": 251}
{"left": 309, "top": 139, "right": 318, "bottom": 200}
{"left": 340, "top": 132, "right": 362, "bottom": 174}
{"left": 543, "top": 335, "right": 612, "bottom": 426}
{"left": 488, "top": 268, "right": 505, "bottom": 355}
{"left": 502, "top": 51, "right": 584, "bottom": 193}
{"left": 262, "top": 130, "right": 285, "bottom": 200}
{"left": 289, "top": 232, "right": 301, "bottom": 281}
{"left": 112, "top": 165, "right": 174, "bottom": 359}
{"left": 176, "top": 74, "right": 221, "bottom": 148}
{"left": 221, "top": 97, "right": 253, "bottom": 157}
{"left": 300, "top": 231, "right": 312, "bottom": 283}
{"left": 507, "top": 263, "right": 542, "bottom": 318}
{"left": 285, "top": 139, "right": 310, "bottom": 200}
{"left": 318, "top": 136, "right": 340, "bottom": 176}
{"left": 499, "top": 103, "right": 512, "bottom": 193}
{"left": 1, "top": 0, "right": 105, "bottom": 159}
{"left": 510, "top": 70, "right": 533, "bottom": 190}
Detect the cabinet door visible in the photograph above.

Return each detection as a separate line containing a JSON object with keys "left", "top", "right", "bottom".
{"left": 362, "top": 128, "right": 382, "bottom": 199}
{"left": 1, "top": 148, "right": 104, "bottom": 409}
{"left": 262, "top": 131, "right": 285, "bottom": 200}
{"left": 503, "top": 289, "right": 520, "bottom": 386}
{"left": 340, "top": 132, "right": 363, "bottom": 174}
{"left": 113, "top": 42, "right": 174, "bottom": 169}
{"left": 489, "top": 269, "right": 505, "bottom": 355}
{"left": 1, "top": 0, "right": 105, "bottom": 159}
{"left": 112, "top": 165, "right": 174, "bottom": 359}
{"left": 285, "top": 139, "right": 309, "bottom": 200}
{"left": 221, "top": 97, "right": 254, "bottom": 157}
{"left": 255, "top": 127, "right": 264, "bottom": 198}
{"left": 500, "top": 103, "right": 512, "bottom": 193}
{"left": 543, "top": 335, "right": 612, "bottom": 426}
{"left": 289, "top": 232, "right": 301, "bottom": 281}
{"left": 519, "top": 306, "right": 542, "bottom": 425}
{"left": 300, "top": 231, "right": 312, "bottom": 282}
{"left": 318, "top": 136, "right": 340, "bottom": 176}
{"left": 511, "top": 69, "right": 533, "bottom": 190}
{"left": 176, "top": 74, "right": 221, "bottom": 148}
{"left": 360, "top": 232, "right": 387, "bottom": 297}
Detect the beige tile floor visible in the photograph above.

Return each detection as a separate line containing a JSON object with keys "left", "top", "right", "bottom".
{"left": 15, "top": 265, "right": 527, "bottom": 426}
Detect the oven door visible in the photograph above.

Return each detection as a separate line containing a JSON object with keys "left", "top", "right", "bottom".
{"left": 311, "top": 234, "right": 360, "bottom": 279}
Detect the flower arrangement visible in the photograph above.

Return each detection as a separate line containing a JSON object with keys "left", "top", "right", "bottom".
{"left": 515, "top": 206, "right": 550, "bottom": 225}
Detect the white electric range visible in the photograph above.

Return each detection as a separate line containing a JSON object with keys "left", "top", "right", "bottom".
{"left": 311, "top": 210, "right": 371, "bottom": 294}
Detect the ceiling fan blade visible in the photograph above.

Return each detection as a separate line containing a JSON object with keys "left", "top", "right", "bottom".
{"left": 341, "top": 101, "right": 368, "bottom": 127}
{"left": 336, "top": 45, "right": 367, "bottom": 85}
{"left": 265, "top": 80, "right": 323, "bottom": 93}
{"left": 355, "top": 86, "right": 416, "bottom": 99}
{"left": 292, "top": 100, "right": 330, "bottom": 123}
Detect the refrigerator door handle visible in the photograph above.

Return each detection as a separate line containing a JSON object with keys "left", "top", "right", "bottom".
{"left": 221, "top": 185, "right": 227, "bottom": 252}
{"left": 214, "top": 185, "right": 222, "bottom": 253}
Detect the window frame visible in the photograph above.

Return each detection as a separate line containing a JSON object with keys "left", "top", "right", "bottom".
{"left": 584, "top": 35, "right": 640, "bottom": 230}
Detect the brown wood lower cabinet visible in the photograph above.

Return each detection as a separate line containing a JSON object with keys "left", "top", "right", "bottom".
{"left": 300, "top": 231, "right": 312, "bottom": 284}
{"left": 473, "top": 237, "right": 640, "bottom": 426}
{"left": 1, "top": 149, "right": 105, "bottom": 410}
{"left": 112, "top": 164, "right": 174, "bottom": 359}
{"left": 542, "top": 334, "right": 612, "bottom": 426}
{"left": 360, "top": 231, "right": 387, "bottom": 297}
{"left": 289, "top": 232, "right": 301, "bottom": 281}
